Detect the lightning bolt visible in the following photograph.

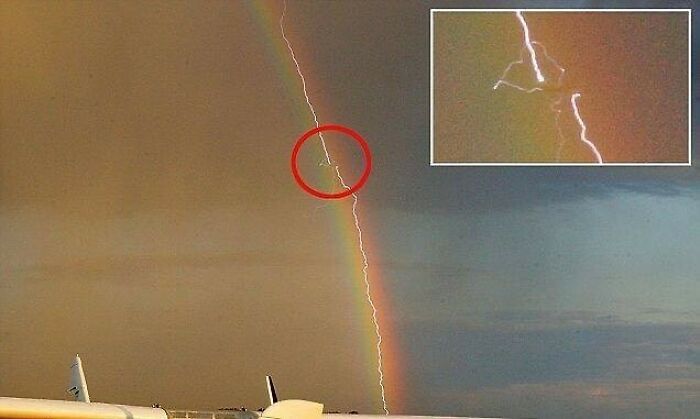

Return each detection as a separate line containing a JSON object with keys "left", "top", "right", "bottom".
{"left": 492, "top": 39, "right": 565, "bottom": 93}
{"left": 571, "top": 93, "right": 603, "bottom": 164}
{"left": 493, "top": 10, "right": 604, "bottom": 164}
{"left": 279, "top": 1, "right": 390, "bottom": 414}
{"left": 516, "top": 10, "right": 545, "bottom": 83}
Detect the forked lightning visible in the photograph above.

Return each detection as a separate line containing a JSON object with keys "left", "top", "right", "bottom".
{"left": 493, "top": 10, "right": 604, "bottom": 163}
{"left": 279, "top": 1, "right": 390, "bottom": 414}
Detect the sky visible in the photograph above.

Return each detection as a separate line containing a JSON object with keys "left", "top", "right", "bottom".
{"left": 433, "top": 11, "right": 689, "bottom": 164}
{"left": 0, "top": 1, "right": 698, "bottom": 419}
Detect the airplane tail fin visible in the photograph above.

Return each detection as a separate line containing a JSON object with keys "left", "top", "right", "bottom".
{"left": 67, "top": 354, "right": 91, "bottom": 402}
{"left": 265, "top": 375, "right": 278, "bottom": 405}
{"left": 261, "top": 376, "right": 322, "bottom": 419}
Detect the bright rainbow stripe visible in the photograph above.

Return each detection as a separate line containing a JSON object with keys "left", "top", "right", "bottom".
{"left": 246, "top": 1, "right": 404, "bottom": 413}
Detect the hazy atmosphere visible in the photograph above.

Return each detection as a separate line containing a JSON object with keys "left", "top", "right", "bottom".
{"left": 1, "top": 1, "right": 698, "bottom": 419}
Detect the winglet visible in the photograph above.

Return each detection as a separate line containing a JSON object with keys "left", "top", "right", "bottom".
{"left": 67, "top": 354, "right": 91, "bottom": 402}
{"left": 266, "top": 375, "right": 278, "bottom": 405}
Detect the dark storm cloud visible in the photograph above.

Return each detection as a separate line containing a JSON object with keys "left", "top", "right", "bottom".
{"left": 398, "top": 318, "right": 700, "bottom": 417}
{"left": 370, "top": 163, "right": 700, "bottom": 217}
{"left": 315, "top": 0, "right": 700, "bottom": 215}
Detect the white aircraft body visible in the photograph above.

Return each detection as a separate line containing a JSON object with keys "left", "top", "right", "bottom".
{"left": 0, "top": 397, "right": 167, "bottom": 419}
{"left": 0, "top": 356, "right": 500, "bottom": 419}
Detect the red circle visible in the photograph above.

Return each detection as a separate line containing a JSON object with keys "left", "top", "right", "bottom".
{"left": 291, "top": 124, "right": 372, "bottom": 200}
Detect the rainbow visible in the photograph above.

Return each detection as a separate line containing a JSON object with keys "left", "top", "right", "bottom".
{"left": 246, "top": 1, "right": 404, "bottom": 413}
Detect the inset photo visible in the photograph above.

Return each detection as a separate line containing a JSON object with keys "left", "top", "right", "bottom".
{"left": 430, "top": 9, "right": 691, "bottom": 166}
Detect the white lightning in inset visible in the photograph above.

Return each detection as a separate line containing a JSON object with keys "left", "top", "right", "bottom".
{"left": 279, "top": 1, "right": 390, "bottom": 415}
{"left": 492, "top": 41, "right": 564, "bottom": 92}
{"left": 571, "top": 93, "right": 604, "bottom": 164}
{"left": 493, "top": 11, "right": 604, "bottom": 163}
{"left": 492, "top": 47, "right": 545, "bottom": 93}
{"left": 516, "top": 10, "right": 545, "bottom": 83}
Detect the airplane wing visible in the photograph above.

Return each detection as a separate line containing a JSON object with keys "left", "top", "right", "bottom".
{"left": 0, "top": 397, "right": 167, "bottom": 419}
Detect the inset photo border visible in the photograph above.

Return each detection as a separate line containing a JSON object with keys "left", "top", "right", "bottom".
{"left": 430, "top": 9, "right": 691, "bottom": 166}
